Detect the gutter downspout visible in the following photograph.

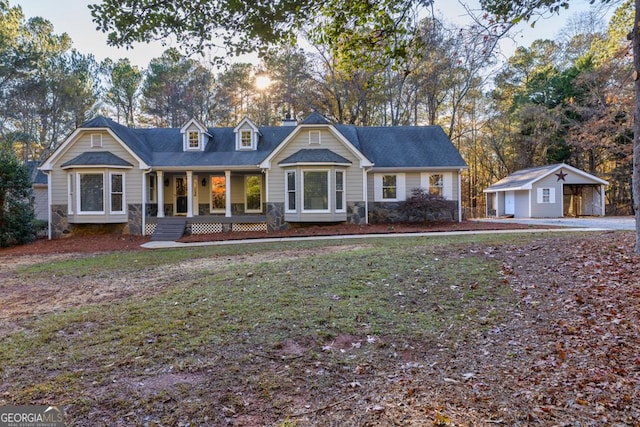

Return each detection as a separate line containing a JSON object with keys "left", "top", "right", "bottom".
{"left": 44, "top": 171, "right": 52, "bottom": 240}
{"left": 458, "top": 168, "right": 463, "bottom": 222}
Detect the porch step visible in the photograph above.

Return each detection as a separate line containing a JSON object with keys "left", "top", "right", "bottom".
{"left": 151, "top": 217, "right": 187, "bottom": 241}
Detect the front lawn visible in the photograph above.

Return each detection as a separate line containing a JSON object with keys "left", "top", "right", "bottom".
{"left": 1, "top": 232, "right": 638, "bottom": 425}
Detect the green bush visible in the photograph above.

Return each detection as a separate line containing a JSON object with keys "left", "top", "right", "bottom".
{"left": 399, "top": 187, "right": 456, "bottom": 224}
{"left": 0, "top": 149, "right": 36, "bottom": 247}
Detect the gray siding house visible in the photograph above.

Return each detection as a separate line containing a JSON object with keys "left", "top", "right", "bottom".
{"left": 40, "top": 113, "right": 468, "bottom": 239}
{"left": 484, "top": 164, "right": 608, "bottom": 218}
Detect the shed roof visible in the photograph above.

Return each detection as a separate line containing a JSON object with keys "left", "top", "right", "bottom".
{"left": 484, "top": 163, "right": 608, "bottom": 192}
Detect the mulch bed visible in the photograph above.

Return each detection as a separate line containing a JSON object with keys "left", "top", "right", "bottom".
{"left": 0, "top": 220, "right": 546, "bottom": 257}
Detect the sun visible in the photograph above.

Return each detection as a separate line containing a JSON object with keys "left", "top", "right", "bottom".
{"left": 255, "top": 74, "right": 272, "bottom": 91}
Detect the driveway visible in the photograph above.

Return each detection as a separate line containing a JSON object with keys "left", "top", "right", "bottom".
{"left": 476, "top": 216, "right": 635, "bottom": 231}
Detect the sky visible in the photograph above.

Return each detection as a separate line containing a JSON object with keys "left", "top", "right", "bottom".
{"left": 13, "top": 0, "right": 611, "bottom": 69}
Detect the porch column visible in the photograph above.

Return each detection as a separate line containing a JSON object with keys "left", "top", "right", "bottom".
{"left": 157, "top": 170, "right": 165, "bottom": 218}
{"left": 186, "top": 170, "right": 194, "bottom": 218}
{"left": 225, "top": 170, "right": 232, "bottom": 217}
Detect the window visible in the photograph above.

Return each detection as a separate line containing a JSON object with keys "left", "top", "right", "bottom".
{"left": 309, "top": 130, "right": 321, "bottom": 144}
{"left": 335, "top": 171, "right": 345, "bottom": 211}
{"left": 110, "top": 173, "right": 124, "bottom": 213}
{"left": 78, "top": 173, "right": 104, "bottom": 213}
{"left": 303, "top": 171, "right": 329, "bottom": 211}
{"left": 286, "top": 171, "right": 296, "bottom": 212}
{"left": 241, "top": 130, "right": 252, "bottom": 149}
{"left": 429, "top": 174, "right": 444, "bottom": 197}
{"left": 382, "top": 175, "right": 397, "bottom": 199}
{"left": 91, "top": 134, "right": 102, "bottom": 148}
{"left": 188, "top": 131, "right": 199, "bottom": 149}
{"left": 210, "top": 176, "right": 226, "bottom": 212}
{"left": 374, "top": 173, "right": 405, "bottom": 202}
{"left": 67, "top": 173, "right": 75, "bottom": 214}
{"left": 537, "top": 188, "right": 556, "bottom": 204}
{"left": 245, "top": 175, "right": 262, "bottom": 212}
{"left": 148, "top": 175, "right": 156, "bottom": 203}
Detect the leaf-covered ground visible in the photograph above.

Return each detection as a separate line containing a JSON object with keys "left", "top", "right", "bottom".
{"left": 0, "top": 231, "right": 638, "bottom": 426}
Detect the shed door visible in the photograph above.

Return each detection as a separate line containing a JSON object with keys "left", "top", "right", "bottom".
{"left": 505, "top": 191, "right": 515, "bottom": 215}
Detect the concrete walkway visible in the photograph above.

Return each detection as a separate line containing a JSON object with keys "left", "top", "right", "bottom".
{"left": 141, "top": 226, "right": 610, "bottom": 249}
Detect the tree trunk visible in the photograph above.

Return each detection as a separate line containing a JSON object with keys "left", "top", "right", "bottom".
{"left": 634, "top": 0, "right": 640, "bottom": 252}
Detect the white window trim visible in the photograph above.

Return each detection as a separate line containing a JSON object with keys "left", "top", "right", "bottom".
{"left": 91, "top": 134, "right": 102, "bottom": 148}
{"left": 236, "top": 128, "right": 257, "bottom": 151}
{"left": 302, "top": 169, "right": 331, "bottom": 213}
{"left": 244, "top": 175, "right": 263, "bottom": 213}
{"left": 335, "top": 170, "right": 346, "bottom": 213}
{"left": 240, "top": 130, "right": 253, "bottom": 149}
{"left": 537, "top": 187, "right": 556, "bottom": 204}
{"left": 76, "top": 171, "right": 105, "bottom": 215}
{"left": 374, "top": 173, "right": 405, "bottom": 202}
{"left": 309, "top": 130, "right": 321, "bottom": 145}
{"left": 285, "top": 170, "right": 297, "bottom": 213}
{"left": 67, "top": 173, "right": 74, "bottom": 214}
{"left": 420, "top": 172, "right": 453, "bottom": 200}
{"left": 186, "top": 131, "right": 201, "bottom": 150}
{"left": 148, "top": 175, "right": 156, "bottom": 203}
{"left": 109, "top": 172, "right": 126, "bottom": 214}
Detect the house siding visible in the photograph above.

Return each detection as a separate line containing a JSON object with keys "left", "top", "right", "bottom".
{"left": 530, "top": 174, "right": 563, "bottom": 217}
{"left": 269, "top": 128, "right": 364, "bottom": 203}
{"left": 49, "top": 131, "right": 143, "bottom": 229}
{"left": 367, "top": 170, "right": 460, "bottom": 202}
{"left": 267, "top": 127, "right": 364, "bottom": 224}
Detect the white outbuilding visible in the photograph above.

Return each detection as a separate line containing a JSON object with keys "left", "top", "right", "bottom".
{"left": 484, "top": 163, "right": 608, "bottom": 218}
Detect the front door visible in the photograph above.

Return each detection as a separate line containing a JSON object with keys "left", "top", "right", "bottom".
{"left": 175, "top": 177, "right": 188, "bottom": 215}
{"left": 504, "top": 191, "right": 515, "bottom": 216}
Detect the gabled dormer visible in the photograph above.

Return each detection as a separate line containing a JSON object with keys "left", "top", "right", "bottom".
{"left": 234, "top": 117, "right": 261, "bottom": 151}
{"left": 180, "top": 118, "right": 210, "bottom": 152}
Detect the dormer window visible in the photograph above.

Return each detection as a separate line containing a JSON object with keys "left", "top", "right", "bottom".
{"left": 234, "top": 117, "right": 261, "bottom": 151}
{"left": 180, "top": 118, "right": 209, "bottom": 152}
{"left": 240, "top": 130, "right": 252, "bottom": 149}
{"left": 188, "top": 131, "right": 199, "bottom": 149}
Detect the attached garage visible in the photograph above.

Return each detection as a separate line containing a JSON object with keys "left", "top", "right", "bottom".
{"left": 484, "top": 164, "right": 608, "bottom": 218}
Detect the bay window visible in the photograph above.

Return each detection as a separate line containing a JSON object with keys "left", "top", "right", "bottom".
{"left": 303, "top": 170, "right": 329, "bottom": 211}
{"left": 79, "top": 173, "right": 104, "bottom": 213}
{"left": 286, "top": 171, "right": 296, "bottom": 212}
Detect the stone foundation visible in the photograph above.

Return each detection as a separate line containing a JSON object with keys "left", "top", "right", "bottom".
{"left": 127, "top": 204, "right": 143, "bottom": 235}
{"left": 369, "top": 201, "right": 459, "bottom": 223}
{"left": 50, "top": 204, "right": 73, "bottom": 238}
{"left": 266, "top": 202, "right": 288, "bottom": 232}
{"left": 347, "top": 201, "right": 367, "bottom": 225}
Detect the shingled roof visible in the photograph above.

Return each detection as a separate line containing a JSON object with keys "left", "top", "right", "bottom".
{"left": 74, "top": 115, "right": 466, "bottom": 170}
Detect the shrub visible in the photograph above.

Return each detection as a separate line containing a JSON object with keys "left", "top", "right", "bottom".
{"left": 399, "top": 188, "right": 456, "bottom": 224}
{"left": 0, "top": 148, "right": 36, "bottom": 247}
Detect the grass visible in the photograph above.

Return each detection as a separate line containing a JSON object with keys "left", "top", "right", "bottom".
{"left": 1, "top": 233, "right": 535, "bottom": 425}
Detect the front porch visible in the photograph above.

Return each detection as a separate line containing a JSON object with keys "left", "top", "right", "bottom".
{"left": 145, "top": 214, "right": 268, "bottom": 236}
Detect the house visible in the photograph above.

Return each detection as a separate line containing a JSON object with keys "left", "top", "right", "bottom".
{"left": 39, "top": 113, "right": 468, "bottom": 239}
{"left": 484, "top": 163, "right": 608, "bottom": 218}
{"left": 26, "top": 160, "right": 48, "bottom": 221}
